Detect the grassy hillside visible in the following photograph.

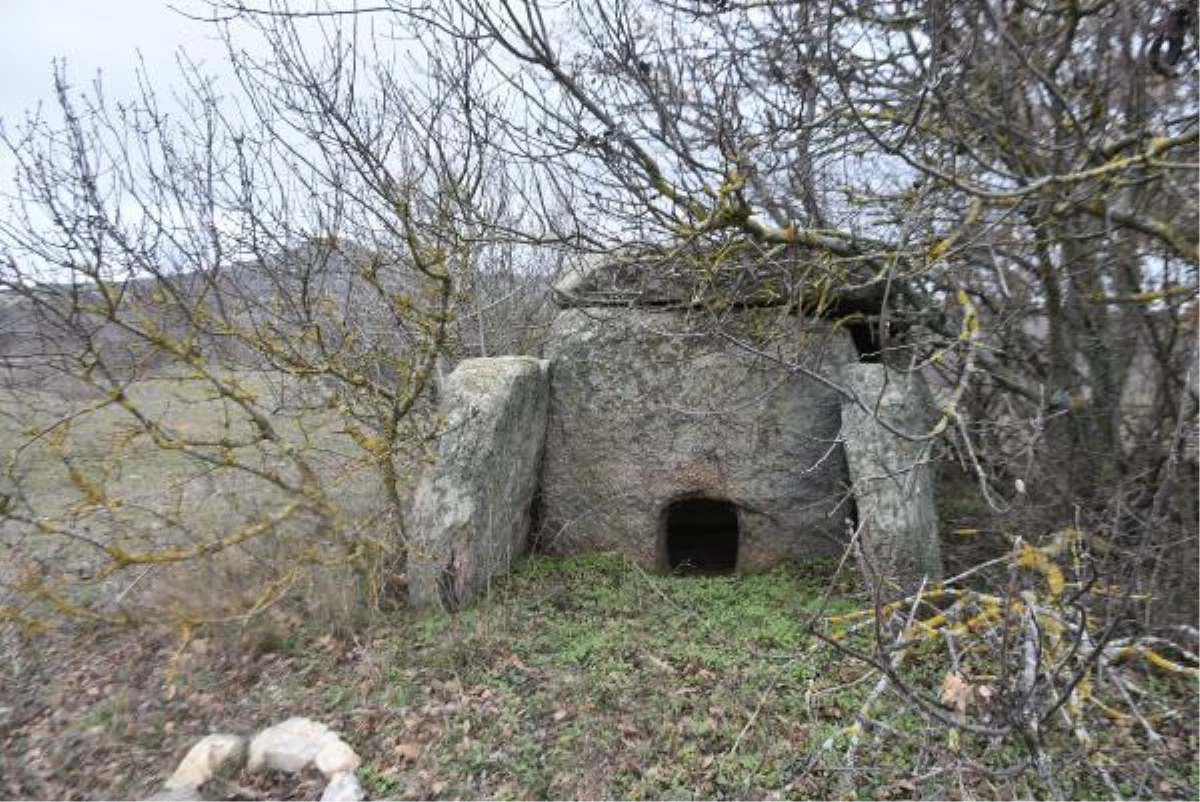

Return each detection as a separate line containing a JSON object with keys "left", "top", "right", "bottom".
{"left": 0, "top": 368, "right": 404, "bottom": 627}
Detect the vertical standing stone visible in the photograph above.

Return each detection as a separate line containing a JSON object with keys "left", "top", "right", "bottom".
{"left": 841, "top": 364, "right": 942, "bottom": 597}
{"left": 409, "top": 357, "right": 550, "bottom": 608}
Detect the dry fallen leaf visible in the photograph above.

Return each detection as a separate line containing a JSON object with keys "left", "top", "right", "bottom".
{"left": 940, "top": 671, "right": 973, "bottom": 714}
{"left": 394, "top": 742, "right": 422, "bottom": 762}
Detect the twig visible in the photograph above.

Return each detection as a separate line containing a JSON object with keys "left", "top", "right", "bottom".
{"left": 837, "top": 580, "right": 929, "bottom": 796}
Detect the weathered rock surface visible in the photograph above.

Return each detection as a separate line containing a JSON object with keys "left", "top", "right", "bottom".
{"left": 162, "top": 733, "right": 247, "bottom": 791}
{"left": 247, "top": 717, "right": 358, "bottom": 776}
{"left": 315, "top": 737, "right": 362, "bottom": 777}
{"left": 540, "top": 307, "right": 858, "bottom": 570}
{"left": 841, "top": 364, "right": 942, "bottom": 595}
{"left": 152, "top": 720, "right": 363, "bottom": 802}
{"left": 409, "top": 356, "right": 551, "bottom": 608}
{"left": 554, "top": 243, "right": 890, "bottom": 312}
{"left": 320, "top": 772, "right": 366, "bottom": 802}
{"left": 247, "top": 717, "right": 328, "bottom": 773}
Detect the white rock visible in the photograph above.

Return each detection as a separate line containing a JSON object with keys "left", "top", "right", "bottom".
{"left": 315, "top": 737, "right": 362, "bottom": 778}
{"left": 248, "top": 717, "right": 333, "bottom": 774}
{"left": 164, "top": 733, "right": 248, "bottom": 790}
{"left": 321, "top": 772, "right": 366, "bottom": 802}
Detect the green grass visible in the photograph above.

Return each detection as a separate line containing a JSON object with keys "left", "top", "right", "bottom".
{"left": 5, "top": 544, "right": 1192, "bottom": 800}
{"left": 360, "top": 554, "right": 857, "bottom": 799}
{"left": 324, "top": 552, "right": 1196, "bottom": 800}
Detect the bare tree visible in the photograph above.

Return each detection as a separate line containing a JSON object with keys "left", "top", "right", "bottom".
{"left": 0, "top": 12, "right": 512, "bottom": 627}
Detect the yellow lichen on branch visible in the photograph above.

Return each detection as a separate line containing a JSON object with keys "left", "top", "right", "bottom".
{"left": 100, "top": 500, "right": 306, "bottom": 569}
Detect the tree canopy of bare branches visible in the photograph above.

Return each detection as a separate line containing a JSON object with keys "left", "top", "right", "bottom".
{"left": 0, "top": 2, "right": 1195, "bottom": 796}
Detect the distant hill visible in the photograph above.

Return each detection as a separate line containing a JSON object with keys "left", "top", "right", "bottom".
{"left": 0, "top": 236, "right": 560, "bottom": 400}
{"left": 0, "top": 238, "right": 441, "bottom": 394}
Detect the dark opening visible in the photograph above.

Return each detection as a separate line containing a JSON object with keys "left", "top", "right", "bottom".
{"left": 526, "top": 487, "right": 547, "bottom": 554}
{"left": 665, "top": 498, "right": 739, "bottom": 575}
{"left": 802, "top": 295, "right": 892, "bottom": 364}
{"left": 843, "top": 319, "right": 883, "bottom": 363}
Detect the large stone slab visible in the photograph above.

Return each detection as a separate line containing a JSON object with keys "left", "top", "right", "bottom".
{"left": 539, "top": 307, "right": 858, "bottom": 570}
{"left": 840, "top": 364, "right": 942, "bottom": 596}
{"left": 409, "top": 356, "right": 550, "bottom": 608}
{"left": 553, "top": 244, "right": 891, "bottom": 313}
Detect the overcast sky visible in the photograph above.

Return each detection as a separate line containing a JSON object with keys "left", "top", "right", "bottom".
{"left": 0, "top": 0, "right": 233, "bottom": 132}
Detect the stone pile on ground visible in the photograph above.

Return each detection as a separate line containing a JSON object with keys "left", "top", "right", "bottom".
{"left": 151, "top": 717, "right": 364, "bottom": 801}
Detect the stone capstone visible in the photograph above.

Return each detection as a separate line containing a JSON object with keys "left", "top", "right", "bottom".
{"left": 840, "top": 363, "right": 943, "bottom": 596}
{"left": 553, "top": 244, "right": 890, "bottom": 313}
{"left": 539, "top": 307, "right": 858, "bottom": 570}
{"left": 409, "top": 356, "right": 551, "bottom": 608}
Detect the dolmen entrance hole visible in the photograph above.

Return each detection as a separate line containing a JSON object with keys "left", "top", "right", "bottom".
{"left": 664, "top": 498, "right": 739, "bottom": 575}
